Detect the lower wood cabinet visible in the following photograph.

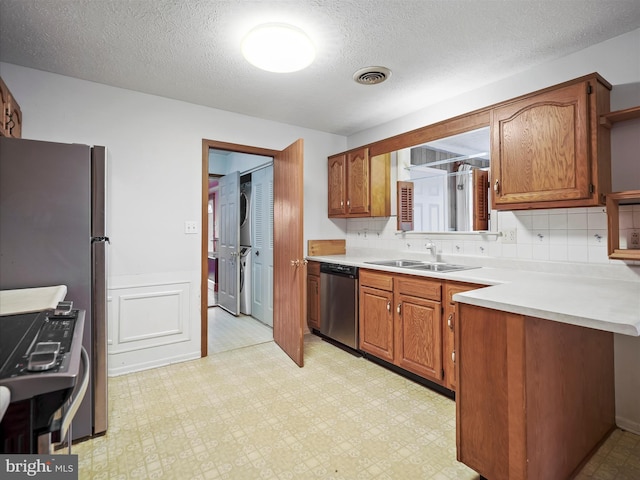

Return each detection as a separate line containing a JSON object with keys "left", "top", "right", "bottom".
{"left": 456, "top": 303, "right": 615, "bottom": 480}
{"left": 359, "top": 270, "right": 394, "bottom": 362}
{"left": 359, "top": 269, "right": 443, "bottom": 384}
{"left": 394, "top": 276, "right": 442, "bottom": 380}
{"left": 306, "top": 261, "right": 320, "bottom": 330}
{"left": 442, "top": 281, "right": 480, "bottom": 391}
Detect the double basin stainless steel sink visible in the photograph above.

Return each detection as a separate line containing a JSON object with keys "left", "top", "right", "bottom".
{"left": 364, "top": 259, "right": 478, "bottom": 273}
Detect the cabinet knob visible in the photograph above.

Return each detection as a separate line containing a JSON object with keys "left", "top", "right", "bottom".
{"left": 447, "top": 313, "right": 454, "bottom": 330}
{"left": 494, "top": 179, "right": 500, "bottom": 194}
{"left": 451, "top": 351, "right": 456, "bottom": 363}
{"left": 397, "top": 303, "right": 402, "bottom": 315}
{"left": 387, "top": 301, "right": 391, "bottom": 312}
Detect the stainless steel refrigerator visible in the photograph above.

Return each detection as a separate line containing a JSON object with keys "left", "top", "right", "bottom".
{"left": 0, "top": 137, "right": 108, "bottom": 441}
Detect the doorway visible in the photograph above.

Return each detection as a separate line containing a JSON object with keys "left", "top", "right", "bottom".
{"left": 208, "top": 152, "right": 274, "bottom": 346}
{"left": 201, "top": 139, "right": 306, "bottom": 366}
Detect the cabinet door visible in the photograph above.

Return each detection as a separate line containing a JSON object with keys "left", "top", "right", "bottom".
{"left": 7, "top": 99, "right": 21, "bottom": 138}
{"left": 491, "top": 81, "right": 590, "bottom": 206}
{"left": 442, "top": 302, "right": 457, "bottom": 391}
{"left": 394, "top": 292, "right": 442, "bottom": 381}
{"left": 0, "top": 77, "right": 21, "bottom": 138}
{"left": 306, "top": 274, "right": 320, "bottom": 330}
{"left": 359, "top": 286, "right": 394, "bottom": 362}
{"left": 443, "top": 282, "right": 480, "bottom": 391}
{"left": 346, "top": 148, "right": 370, "bottom": 215}
{"left": 328, "top": 154, "right": 347, "bottom": 216}
{"left": 0, "top": 78, "right": 10, "bottom": 136}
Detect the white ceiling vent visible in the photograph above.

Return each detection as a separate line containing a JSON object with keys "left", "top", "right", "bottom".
{"left": 353, "top": 66, "right": 392, "bottom": 85}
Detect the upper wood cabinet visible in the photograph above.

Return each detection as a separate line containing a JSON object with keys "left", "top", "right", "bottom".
{"left": 602, "top": 106, "right": 640, "bottom": 261}
{"left": 606, "top": 190, "right": 640, "bottom": 261}
{"left": 0, "top": 77, "right": 22, "bottom": 138}
{"left": 329, "top": 73, "right": 613, "bottom": 214}
{"left": 328, "top": 148, "right": 390, "bottom": 218}
{"left": 328, "top": 154, "right": 348, "bottom": 216}
{"left": 491, "top": 74, "right": 611, "bottom": 209}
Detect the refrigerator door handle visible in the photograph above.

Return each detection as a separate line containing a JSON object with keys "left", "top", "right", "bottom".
{"left": 91, "top": 236, "right": 110, "bottom": 244}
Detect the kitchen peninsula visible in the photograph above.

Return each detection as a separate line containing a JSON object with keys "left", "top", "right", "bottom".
{"left": 307, "top": 251, "right": 640, "bottom": 480}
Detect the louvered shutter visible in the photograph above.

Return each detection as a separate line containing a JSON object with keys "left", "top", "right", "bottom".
{"left": 472, "top": 170, "right": 489, "bottom": 231}
{"left": 397, "top": 181, "right": 414, "bottom": 231}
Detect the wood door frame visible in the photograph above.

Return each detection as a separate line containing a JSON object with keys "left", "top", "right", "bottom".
{"left": 201, "top": 139, "right": 279, "bottom": 357}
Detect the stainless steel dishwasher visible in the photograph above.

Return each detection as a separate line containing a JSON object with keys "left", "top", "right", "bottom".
{"left": 319, "top": 263, "right": 359, "bottom": 351}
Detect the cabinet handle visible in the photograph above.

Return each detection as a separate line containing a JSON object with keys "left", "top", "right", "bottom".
{"left": 397, "top": 303, "right": 402, "bottom": 315}
{"left": 346, "top": 199, "right": 350, "bottom": 207}
{"left": 447, "top": 313, "right": 454, "bottom": 330}
{"left": 451, "top": 351, "right": 456, "bottom": 363}
{"left": 387, "top": 301, "right": 391, "bottom": 312}
{"left": 494, "top": 179, "right": 500, "bottom": 194}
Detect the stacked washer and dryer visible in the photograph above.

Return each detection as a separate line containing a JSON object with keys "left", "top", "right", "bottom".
{"left": 239, "top": 181, "right": 252, "bottom": 315}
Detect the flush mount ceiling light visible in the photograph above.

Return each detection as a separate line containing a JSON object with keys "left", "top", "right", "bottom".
{"left": 241, "top": 23, "right": 316, "bottom": 73}
{"left": 353, "top": 66, "right": 392, "bottom": 85}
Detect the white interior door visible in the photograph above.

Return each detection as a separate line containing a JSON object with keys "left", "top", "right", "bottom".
{"left": 218, "top": 171, "right": 240, "bottom": 315}
{"left": 251, "top": 165, "right": 274, "bottom": 326}
{"left": 411, "top": 167, "right": 448, "bottom": 231}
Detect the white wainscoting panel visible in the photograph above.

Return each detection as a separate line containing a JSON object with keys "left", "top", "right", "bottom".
{"left": 119, "top": 290, "right": 184, "bottom": 344}
{"left": 107, "top": 276, "right": 200, "bottom": 376}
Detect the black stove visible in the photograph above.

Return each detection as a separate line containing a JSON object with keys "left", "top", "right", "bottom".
{"left": 0, "top": 307, "right": 85, "bottom": 453}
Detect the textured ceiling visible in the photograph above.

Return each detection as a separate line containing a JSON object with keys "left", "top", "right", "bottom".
{"left": 1, "top": 0, "right": 639, "bottom": 136}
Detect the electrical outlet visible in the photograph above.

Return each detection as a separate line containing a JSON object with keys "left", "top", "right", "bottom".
{"left": 629, "top": 230, "right": 640, "bottom": 249}
{"left": 502, "top": 228, "right": 517, "bottom": 244}
{"left": 184, "top": 221, "right": 198, "bottom": 234}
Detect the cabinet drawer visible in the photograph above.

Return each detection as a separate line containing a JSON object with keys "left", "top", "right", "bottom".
{"left": 396, "top": 275, "right": 441, "bottom": 301}
{"left": 360, "top": 269, "right": 393, "bottom": 291}
{"left": 307, "top": 261, "right": 320, "bottom": 276}
{"left": 445, "top": 282, "right": 481, "bottom": 304}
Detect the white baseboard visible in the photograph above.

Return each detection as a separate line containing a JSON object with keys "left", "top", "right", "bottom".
{"left": 616, "top": 416, "right": 640, "bottom": 436}
{"left": 108, "top": 350, "right": 200, "bottom": 377}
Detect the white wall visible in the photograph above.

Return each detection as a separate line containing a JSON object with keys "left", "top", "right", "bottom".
{"left": 345, "top": 28, "right": 640, "bottom": 435}
{"left": 0, "top": 62, "right": 347, "bottom": 375}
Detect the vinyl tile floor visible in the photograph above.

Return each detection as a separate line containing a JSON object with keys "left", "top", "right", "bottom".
{"left": 74, "top": 334, "right": 640, "bottom": 479}
{"left": 207, "top": 306, "right": 273, "bottom": 354}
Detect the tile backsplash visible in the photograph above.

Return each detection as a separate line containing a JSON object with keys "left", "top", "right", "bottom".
{"left": 345, "top": 205, "right": 640, "bottom": 266}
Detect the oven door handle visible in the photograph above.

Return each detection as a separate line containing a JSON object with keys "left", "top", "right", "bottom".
{"left": 55, "top": 346, "right": 91, "bottom": 453}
